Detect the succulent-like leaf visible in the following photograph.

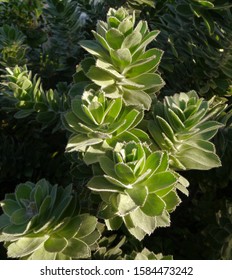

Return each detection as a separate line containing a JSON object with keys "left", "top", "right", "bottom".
{"left": 149, "top": 91, "right": 225, "bottom": 170}
{"left": 0, "top": 179, "right": 100, "bottom": 259}
{"left": 78, "top": 7, "right": 165, "bottom": 110}
{"left": 87, "top": 142, "right": 188, "bottom": 239}
{"left": 64, "top": 89, "right": 143, "bottom": 162}
{"left": 2, "top": 66, "right": 67, "bottom": 130}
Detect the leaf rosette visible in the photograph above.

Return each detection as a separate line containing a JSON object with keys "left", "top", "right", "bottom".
{"left": 0, "top": 179, "right": 100, "bottom": 260}
{"left": 2, "top": 66, "right": 68, "bottom": 128}
{"left": 148, "top": 90, "right": 225, "bottom": 170}
{"left": 79, "top": 7, "right": 165, "bottom": 110}
{"left": 0, "top": 24, "right": 27, "bottom": 67}
{"left": 63, "top": 88, "right": 147, "bottom": 164}
{"left": 87, "top": 141, "right": 189, "bottom": 240}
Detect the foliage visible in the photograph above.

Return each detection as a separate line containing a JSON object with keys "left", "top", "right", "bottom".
{"left": 42, "top": 0, "right": 91, "bottom": 77}
{"left": 63, "top": 88, "right": 144, "bottom": 163}
{"left": 1, "top": 65, "right": 69, "bottom": 130}
{"left": 79, "top": 7, "right": 164, "bottom": 110}
{"left": 1, "top": 0, "right": 232, "bottom": 260}
{"left": 0, "top": 0, "right": 43, "bottom": 28}
{"left": 0, "top": 179, "right": 100, "bottom": 259}
{"left": 148, "top": 90, "right": 225, "bottom": 170}
{"left": 88, "top": 142, "right": 188, "bottom": 240}
{"left": 141, "top": 0, "right": 232, "bottom": 97}
{"left": 0, "top": 24, "right": 27, "bottom": 67}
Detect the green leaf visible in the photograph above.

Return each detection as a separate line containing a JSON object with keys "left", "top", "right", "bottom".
{"left": 1, "top": 223, "right": 28, "bottom": 238}
{"left": 37, "top": 196, "right": 52, "bottom": 222}
{"left": 51, "top": 198, "right": 73, "bottom": 224}
{"left": 156, "top": 211, "right": 170, "bottom": 228}
{"left": 118, "top": 19, "right": 133, "bottom": 35}
{"left": 87, "top": 176, "right": 124, "bottom": 192}
{"left": 175, "top": 176, "right": 189, "bottom": 196}
{"left": 76, "top": 215, "right": 98, "bottom": 238}
{"left": 202, "top": 12, "right": 215, "bottom": 35}
{"left": 115, "top": 163, "right": 135, "bottom": 183}
{"left": 92, "top": 31, "right": 111, "bottom": 52}
{"left": 107, "top": 16, "right": 121, "bottom": 28}
{"left": 155, "top": 152, "right": 169, "bottom": 173}
{"left": 129, "top": 208, "right": 157, "bottom": 234}
{"left": 97, "top": 20, "right": 108, "bottom": 35}
{"left": 148, "top": 118, "right": 166, "bottom": 148}
{"left": 166, "top": 109, "right": 185, "bottom": 132}
{"left": 125, "top": 48, "right": 163, "bottom": 77}
{"left": 117, "top": 194, "right": 138, "bottom": 216}
{"left": 27, "top": 247, "right": 56, "bottom": 260}
{"left": 130, "top": 73, "right": 164, "bottom": 90}
{"left": 79, "top": 40, "right": 108, "bottom": 59}
{"left": 35, "top": 179, "right": 50, "bottom": 199}
{"left": 80, "top": 229, "right": 100, "bottom": 246}
{"left": 86, "top": 66, "right": 115, "bottom": 87}
{"left": 7, "top": 236, "right": 48, "bottom": 258}
{"left": 98, "top": 203, "right": 117, "bottom": 219}
{"left": 126, "top": 185, "right": 148, "bottom": 206}
{"left": 1, "top": 199, "right": 19, "bottom": 217}
{"left": 116, "top": 109, "right": 141, "bottom": 135}
{"left": 105, "top": 216, "right": 123, "bottom": 230}
{"left": 83, "top": 145, "right": 106, "bottom": 165}
{"left": 14, "top": 110, "right": 34, "bottom": 119}
{"left": 62, "top": 238, "right": 90, "bottom": 259}
{"left": 144, "top": 152, "right": 162, "bottom": 173}
{"left": 146, "top": 171, "right": 177, "bottom": 193}
{"left": 111, "top": 48, "right": 132, "bottom": 69}
{"left": 89, "top": 101, "right": 104, "bottom": 124}
{"left": 21, "top": 77, "right": 32, "bottom": 90}
{"left": 123, "top": 89, "right": 152, "bottom": 110}
{"left": 66, "top": 135, "right": 103, "bottom": 152}
{"left": 56, "top": 216, "right": 81, "bottom": 239}
{"left": 129, "top": 128, "right": 150, "bottom": 143}
{"left": 64, "top": 112, "right": 88, "bottom": 134}
{"left": 96, "top": 59, "right": 124, "bottom": 79}
{"left": 194, "top": 121, "right": 223, "bottom": 140}
{"left": 44, "top": 236, "right": 68, "bottom": 253}
{"left": 15, "top": 184, "right": 32, "bottom": 205}
{"left": 34, "top": 184, "right": 49, "bottom": 209}
{"left": 10, "top": 208, "right": 30, "bottom": 225}
{"left": 104, "top": 97, "right": 123, "bottom": 124}
{"left": 99, "top": 156, "right": 116, "bottom": 177}
{"left": 104, "top": 175, "right": 130, "bottom": 189}
{"left": 176, "top": 143, "right": 221, "bottom": 170}
{"left": 188, "top": 139, "right": 215, "bottom": 152}
{"left": 47, "top": 185, "right": 57, "bottom": 213}
{"left": 138, "top": 0, "right": 155, "bottom": 7}
{"left": 127, "top": 226, "right": 146, "bottom": 241}
{"left": 141, "top": 194, "right": 166, "bottom": 216}
{"left": 71, "top": 99, "right": 93, "bottom": 126}
{"left": 162, "top": 191, "right": 181, "bottom": 211}
{"left": 155, "top": 186, "right": 174, "bottom": 198}
{"left": 122, "top": 31, "right": 142, "bottom": 50}
{"left": 156, "top": 116, "right": 176, "bottom": 141}
{"left": 132, "top": 30, "right": 160, "bottom": 57}
{"left": 195, "top": 1, "right": 214, "bottom": 8}
{"left": 106, "top": 29, "right": 124, "bottom": 49}
{"left": 0, "top": 214, "right": 10, "bottom": 230}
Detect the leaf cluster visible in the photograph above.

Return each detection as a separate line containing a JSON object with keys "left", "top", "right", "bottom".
{"left": 140, "top": 0, "right": 232, "bottom": 97}
{"left": 0, "top": 1, "right": 232, "bottom": 260}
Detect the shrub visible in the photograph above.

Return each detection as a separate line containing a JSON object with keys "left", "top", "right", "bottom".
{"left": 1, "top": 1, "right": 232, "bottom": 260}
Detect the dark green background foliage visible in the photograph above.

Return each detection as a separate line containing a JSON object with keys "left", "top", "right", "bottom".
{"left": 1, "top": 0, "right": 232, "bottom": 260}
